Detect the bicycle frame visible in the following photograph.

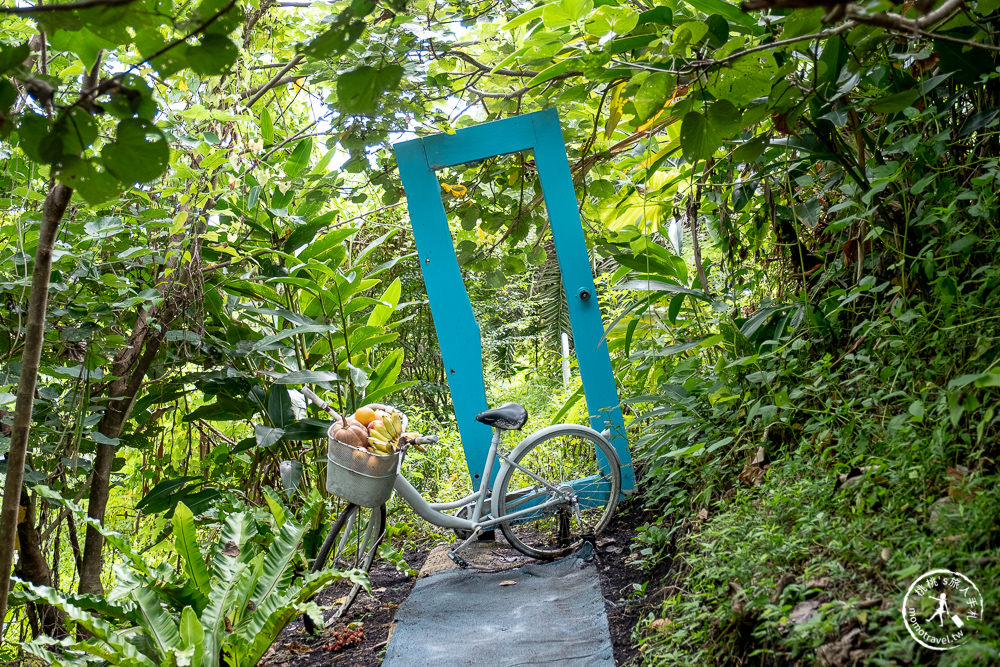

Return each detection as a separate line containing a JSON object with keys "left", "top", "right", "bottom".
{"left": 392, "top": 426, "right": 572, "bottom": 536}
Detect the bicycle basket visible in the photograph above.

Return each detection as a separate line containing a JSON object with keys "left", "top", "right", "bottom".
{"left": 325, "top": 405, "right": 407, "bottom": 508}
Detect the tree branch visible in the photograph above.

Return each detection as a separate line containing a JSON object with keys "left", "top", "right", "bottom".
{"left": 0, "top": 0, "right": 135, "bottom": 15}
{"left": 241, "top": 73, "right": 304, "bottom": 100}
{"left": 446, "top": 50, "right": 539, "bottom": 78}
{"left": 244, "top": 55, "right": 304, "bottom": 107}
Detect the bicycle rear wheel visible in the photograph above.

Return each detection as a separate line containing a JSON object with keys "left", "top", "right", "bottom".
{"left": 495, "top": 425, "right": 621, "bottom": 560}
{"left": 303, "top": 502, "right": 386, "bottom": 633}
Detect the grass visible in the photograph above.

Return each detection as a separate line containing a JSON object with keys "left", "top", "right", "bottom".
{"left": 625, "top": 276, "right": 1000, "bottom": 665}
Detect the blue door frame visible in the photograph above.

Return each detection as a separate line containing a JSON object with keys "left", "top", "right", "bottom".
{"left": 393, "top": 109, "right": 634, "bottom": 492}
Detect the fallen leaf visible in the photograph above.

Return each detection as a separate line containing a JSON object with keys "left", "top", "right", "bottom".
{"left": 499, "top": 580, "right": 517, "bottom": 586}
{"left": 650, "top": 618, "right": 672, "bottom": 633}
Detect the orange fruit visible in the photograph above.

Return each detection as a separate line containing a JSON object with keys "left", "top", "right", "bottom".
{"left": 354, "top": 406, "right": 377, "bottom": 426}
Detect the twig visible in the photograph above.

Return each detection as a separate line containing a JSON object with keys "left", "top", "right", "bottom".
{"left": 0, "top": 0, "right": 135, "bottom": 14}
{"left": 244, "top": 55, "right": 304, "bottom": 107}
{"left": 446, "top": 50, "right": 539, "bottom": 77}
{"left": 240, "top": 74, "right": 304, "bottom": 99}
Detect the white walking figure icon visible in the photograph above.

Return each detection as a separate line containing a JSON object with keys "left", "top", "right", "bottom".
{"left": 928, "top": 592, "right": 949, "bottom": 627}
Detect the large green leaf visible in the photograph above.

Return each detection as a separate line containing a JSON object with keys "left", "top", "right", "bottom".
{"left": 337, "top": 64, "right": 403, "bottom": 115}
{"left": 15, "top": 579, "right": 156, "bottom": 666}
{"left": 680, "top": 111, "right": 716, "bottom": 161}
{"left": 542, "top": 0, "right": 593, "bottom": 28}
{"left": 102, "top": 118, "right": 170, "bottom": 184}
{"left": 632, "top": 72, "right": 674, "bottom": 122}
{"left": 266, "top": 386, "right": 294, "bottom": 428}
{"left": 283, "top": 137, "right": 313, "bottom": 177}
{"left": 49, "top": 28, "right": 116, "bottom": 70}
{"left": 367, "top": 277, "right": 401, "bottom": 327}
{"left": 173, "top": 503, "right": 213, "bottom": 598}
{"left": 707, "top": 53, "right": 780, "bottom": 107}
{"left": 251, "top": 520, "right": 307, "bottom": 603}
{"left": 251, "top": 323, "right": 340, "bottom": 352}
{"left": 134, "top": 587, "right": 182, "bottom": 657}
{"left": 187, "top": 34, "right": 239, "bottom": 76}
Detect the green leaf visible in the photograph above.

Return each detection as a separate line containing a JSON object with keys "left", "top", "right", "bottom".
{"left": 56, "top": 106, "right": 98, "bottom": 155}
{"left": 138, "top": 31, "right": 190, "bottom": 79}
{"left": 173, "top": 502, "right": 213, "bottom": 598}
{"left": 869, "top": 89, "right": 920, "bottom": 113}
{"left": 707, "top": 53, "right": 779, "bottom": 107}
{"left": 49, "top": 28, "right": 115, "bottom": 70}
{"left": 255, "top": 424, "right": 286, "bottom": 449}
{"left": 188, "top": 34, "right": 239, "bottom": 76}
{"left": 680, "top": 111, "right": 718, "bottom": 161}
{"left": 542, "top": 0, "right": 594, "bottom": 28}
{"left": 252, "top": 323, "right": 340, "bottom": 352}
{"left": 0, "top": 42, "right": 30, "bottom": 74}
{"left": 586, "top": 5, "right": 638, "bottom": 36}
{"left": 269, "top": 369, "right": 342, "bottom": 386}
{"left": 58, "top": 156, "right": 122, "bottom": 204}
{"left": 616, "top": 278, "right": 712, "bottom": 301}
{"left": 527, "top": 60, "right": 577, "bottom": 87}
{"left": 366, "top": 348, "right": 404, "bottom": 398}
{"left": 302, "top": 16, "right": 366, "bottom": 59}
{"left": 502, "top": 5, "right": 545, "bottom": 30}
{"left": 337, "top": 64, "right": 403, "bottom": 115}
{"left": 632, "top": 72, "right": 674, "bottom": 122}
{"left": 178, "top": 606, "right": 205, "bottom": 665}
{"left": 16, "top": 580, "right": 156, "bottom": 665}
{"left": 102, "top": 118, "right": 170, "bottom": 184}
{"left": 137, "top": 476, "right": 203, "bottom": 515}
{"left": 671, "top": 21, "right": 709, "bottom": 53}
{"left": 134, "top": 586, "right": 183, "bottom": 655}
{"left": 251, "top": 520, "right": 308, "bottom": 603}
{"left": 283, "top": 137, "right": 313, "bottom": 177}
{"left": 267, "top": 386, "right": 294, "bottom": 428}
{"left": 17, "top": 113, "right": 51, "bottom": 163}
{"left": 260, "top": 107, "right": 274, "bottom": 144}
{"left": 367, "top": 277, "right": 401, "bottom": 327}
{"left": 686, "top": 0, "right": 760, "bottom": 29}
{"left": 707, "top": 99, "right": 742, "bottom": 138}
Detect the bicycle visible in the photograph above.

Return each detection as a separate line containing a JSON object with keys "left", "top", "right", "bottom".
{"left": 299, "top": 388, "right": 622, "bottom": 631}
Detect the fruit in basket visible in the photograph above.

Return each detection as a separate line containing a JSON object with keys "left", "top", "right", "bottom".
{"left": 384, "top": 412, "right": 402, "bottom": 439}
{"left": 353, "top": 405, "right": 377, "bottom": 426}
{"left": 332, "top": 415, "right": 368, "bottom": 449}
{"left": 368, "top": 418, "right": 384, "bottom": 433}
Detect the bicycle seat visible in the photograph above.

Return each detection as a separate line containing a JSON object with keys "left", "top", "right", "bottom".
{"left": 475, "top": 402, "right": 528, "bottom": 430}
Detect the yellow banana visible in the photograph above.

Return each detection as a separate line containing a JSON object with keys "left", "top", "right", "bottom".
{"left": 385, "top": 413, "right": 400, "bottom": 439}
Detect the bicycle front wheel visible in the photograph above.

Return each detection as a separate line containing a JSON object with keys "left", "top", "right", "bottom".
{"left": 495, "top": 425, "right": 621, "bottom": 560}
{"left": 303, "top": 502, "right": 386, "bottom": 633}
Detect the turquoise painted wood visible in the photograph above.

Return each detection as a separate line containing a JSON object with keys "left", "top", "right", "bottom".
{"left": 394, "top": 109, "right": 635, "bottom": 492}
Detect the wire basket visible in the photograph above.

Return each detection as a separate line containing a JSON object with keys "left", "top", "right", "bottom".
{"left": 325, "top": 404, "right": 407, "bottom": 508}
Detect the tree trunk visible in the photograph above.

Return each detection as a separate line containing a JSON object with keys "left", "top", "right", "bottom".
{"left": 14, "top": 490, "right": 66, "bottom": 637}
{"left": 77, "top": 328, "right": 168, "bottom": 594}
{"left": 0, "top": 182, "right": 72, "bottom": 636}
{"left": 77, "top": 217, "right": 204, "bottom": 595}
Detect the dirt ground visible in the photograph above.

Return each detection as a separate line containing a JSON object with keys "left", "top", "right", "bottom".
{"left": 263, "top": 501, "right": 648, "bottom": 666}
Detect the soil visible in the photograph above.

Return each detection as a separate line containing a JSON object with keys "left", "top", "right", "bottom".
{"left": 263, "top": 500, "right": 649, "bottom": 666}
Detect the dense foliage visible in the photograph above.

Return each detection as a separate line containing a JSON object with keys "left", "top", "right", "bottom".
{"left": 1, "top": 0, "right": 998, "bottom": 663}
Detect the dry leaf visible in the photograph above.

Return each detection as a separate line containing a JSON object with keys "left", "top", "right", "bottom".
{"left": 499, "top": 580, "right": 517, "bottom": 586}
{"left": 650, "top": 618, "right": 672, "bottom": 633}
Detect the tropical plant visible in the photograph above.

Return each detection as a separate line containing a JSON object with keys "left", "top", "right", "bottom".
{"left": 14, "top": 490, "right": 361, "bottom": 666}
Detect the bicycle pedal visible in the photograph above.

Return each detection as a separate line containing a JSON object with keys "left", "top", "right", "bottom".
{"left": 448, "top": 551, "right": 469, "bottom": 568}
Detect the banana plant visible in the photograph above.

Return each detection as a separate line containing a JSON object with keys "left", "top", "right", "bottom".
{"left": 17, "top": 496, "right": 365, "bottom": 666}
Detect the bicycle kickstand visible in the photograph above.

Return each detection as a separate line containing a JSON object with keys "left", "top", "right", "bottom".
{"left": 448, "top": 526, "right": 482, "bottom": 568}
